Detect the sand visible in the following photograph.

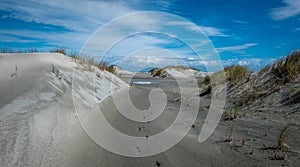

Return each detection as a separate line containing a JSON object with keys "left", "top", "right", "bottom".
{"left": 0, "top": 53, "right": 299, "bottom": 166}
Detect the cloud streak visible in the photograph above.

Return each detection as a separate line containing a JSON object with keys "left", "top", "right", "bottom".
{"left": 270, "top": 0, "right": 300, "bottom": 20}
{"left": 217, "top": 43, "right": 258, "bottom": 53}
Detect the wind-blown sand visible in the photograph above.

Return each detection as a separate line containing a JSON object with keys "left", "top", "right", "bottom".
{"left": 0, "top": 53, "right": 299, "bottom": 166}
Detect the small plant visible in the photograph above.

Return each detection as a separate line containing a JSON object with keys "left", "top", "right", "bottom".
{"left": 278, "top": 126, "right": 289, "bottom": 150}
{"left": 272, "top": 150, "right": 287, "bottom": 160}
{"left": 203, "top": 75, "right": 210, "bottom": 85}
{"left": 10, "top": 65, "right": 18, "bottom": 77}
{"left": 224, "top": 106, "right": 240, "bottom": 120}
{"left": 108, "top": 64, "right": 118, "bottom": 74}
{"left": 225, "top": 127, "right": 234, "bottom": 143}
{"left": 97, "top": 61, "right": 108, "bottom": 71}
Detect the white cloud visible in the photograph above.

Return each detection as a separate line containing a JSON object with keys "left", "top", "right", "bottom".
{"left": 198, "top": 58, "right": 274, "bottom": 72}
{"left": 119, "top": 48, "right": 186, "bottom": 71}
{"left": 217, "top": 43, "right": 258, "bottom": 53}
{"left": 238, "top": 60, "right": 250, "bottom": 66}
{"left": 295, "top": 28, "right": 300, "bottom": 31}
{"left": 198, "top": 26, "right": 228, "bottom": 37}
{"left": 270, "top": 0, "right": 300, "bottom": 20}
{"left": 0, "top": 0, "right": 133, "bottom": 32}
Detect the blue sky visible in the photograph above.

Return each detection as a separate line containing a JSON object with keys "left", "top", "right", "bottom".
{"left": 0, "top": 0, "right": 299, "bottom": 71}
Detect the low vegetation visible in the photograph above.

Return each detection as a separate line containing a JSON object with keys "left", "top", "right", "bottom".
{"left": 224, "top": 65, "right": 252, "bottom": 85}
{"left": 50, "top": 48, "right": 67, "bottom": 55}
{"left": 224, "top": 106, "right": 240, "bottom": 120}
{"left": 278, "top": 126, "right": 289, "bottom": 150}
{"left": 0, "top": 48, "right": 40, "bottom": 53}
{"left": 271, "top": 51, "right": 300, "bottom": 84}
{"left": 0, "top": 48, "right": 119, "bottom": 75}
{"left": 258, "top": 64, "right": 271, "bottom": 75}
{"left": 149, "top": 68, "right": 167, "bottom": 78}
{"left": 107, "top": 64, "right": 118, "bottom": 74}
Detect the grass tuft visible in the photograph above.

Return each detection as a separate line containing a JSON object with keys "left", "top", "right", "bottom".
{"left": 224, "top": 65, "right": 252, "bottom": 85}
{"left": 50, "top": 48, "right": 66, "bottom": 55}
{"left": 278, "top": 126, "right": 289, "bottom": 150}
{"left": 271, "top": 51, "right": 300, "bottom": 84}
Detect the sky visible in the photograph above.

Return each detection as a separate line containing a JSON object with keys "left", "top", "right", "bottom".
{"left": 0, "top": 0, "right": 300, "bottom": 71}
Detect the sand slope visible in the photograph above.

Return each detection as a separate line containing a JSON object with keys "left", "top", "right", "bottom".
{"left": 0, "top": 53, "right": 299, "bottom": 167}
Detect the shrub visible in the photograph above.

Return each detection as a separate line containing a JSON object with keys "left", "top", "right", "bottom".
{"left": 271, "top": 51, "right": 300, "bottom": 84}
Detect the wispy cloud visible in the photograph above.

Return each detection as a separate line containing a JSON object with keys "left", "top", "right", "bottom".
{"left": 270, "top": 0, "right": 300, "bottom": 20}
{"left": 198, "top": 26, "right": 228, "bottom": 37}
{"left": 166, "top": 21, "right": 228, "bottom": 37}
{"left": 217, "top": 43, "right": 258, "bottom": 53}
{"left": 233, "top": 20, "right": 249, "bottom": 24}
{"left": 0, "top": 0, "right": 134, "bottom": 32}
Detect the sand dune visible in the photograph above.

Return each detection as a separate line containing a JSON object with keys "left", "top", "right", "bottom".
{"left": 0, "top": 53, "right": 299, "bottom": 166}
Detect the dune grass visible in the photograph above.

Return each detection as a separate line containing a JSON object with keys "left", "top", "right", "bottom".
{"left": 0, "top": 47, "right": 41, "bottom": 53}
{"left": 224, "top": 65, "right": 252, "bottom": 85}
{"left": 278, "top": 126, "right": 289, "bottom": 150}
{"left": 149, "top": 68, "right": 167, "bottom": 77}
{"left": 50, "top": 48, "right": 67, "bottom": 55}
{"left": 224, "top": 106, "right": 240, "bottom": 120}
{"left": 258, "top": 64, "right": 271, "bottom": 75}
{"left": 271, "top": 51, "right": 300, "bottom": 84}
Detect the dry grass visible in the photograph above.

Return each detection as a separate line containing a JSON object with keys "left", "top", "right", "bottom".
{"left": 50, "top": 48, "right": 66, "bottom": 55}
{"left": 203, "top": 75, "right": 211, "bottom": 85}
{"left": 97, "top": 61, "right": 108, "bottom": 71}
{"left": 224, "top": 106, "right": 240, "bottom": 120}
{"left": 149, "top": 68, "right": 167, "bottom": 77}
{"left": 0, "top": 48, "right": 40, "bottom": 53}
{"left": 271, "top": 51, "right": 300, "bottom": 84}
{"left": 224, "top": 65, "right": 252, "bottom": 85}
{"left": 225, "top": 127, "right": 234, "bottom": 143}
{"left": 107, "top": 65, "right": 118, "bottom": 74}
{"left": 278, "top": 126, "right": 289, "bottom": 150}
{"left": 258, "top": 64, "right": 271, "bottom": 75}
